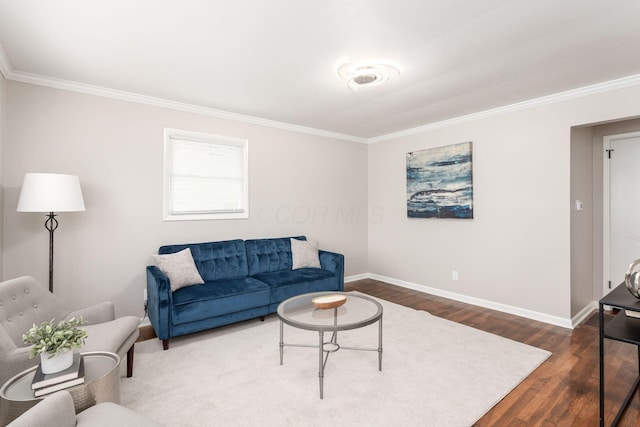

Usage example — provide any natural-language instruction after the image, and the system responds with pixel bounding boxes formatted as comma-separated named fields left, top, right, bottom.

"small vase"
left=40, top=350, right=74, bottom=374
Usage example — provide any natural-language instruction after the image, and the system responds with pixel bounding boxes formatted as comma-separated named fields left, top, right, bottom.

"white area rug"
left=121, top=293, right=550, bottom=426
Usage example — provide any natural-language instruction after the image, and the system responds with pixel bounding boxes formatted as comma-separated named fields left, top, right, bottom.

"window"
left=164, top=128, right=248, bottom=220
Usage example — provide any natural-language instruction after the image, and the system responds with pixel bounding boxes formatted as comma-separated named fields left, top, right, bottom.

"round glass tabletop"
left=277, top=291, right=382, bottom=332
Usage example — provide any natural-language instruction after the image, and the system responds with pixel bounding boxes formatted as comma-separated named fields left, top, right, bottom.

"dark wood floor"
left=345, top=278, right=639, bottom=426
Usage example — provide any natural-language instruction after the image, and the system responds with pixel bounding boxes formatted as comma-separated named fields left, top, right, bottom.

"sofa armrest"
left=319, top=250, right=345, bottom=291
left=146, top=266, right=172, bottom=340
left=67, top=302, right=115, bottom=324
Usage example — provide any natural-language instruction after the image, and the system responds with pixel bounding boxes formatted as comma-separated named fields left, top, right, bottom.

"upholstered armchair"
left=0, top=276, right=139, bottom=385
left=8, top=390, right=161, bottom=427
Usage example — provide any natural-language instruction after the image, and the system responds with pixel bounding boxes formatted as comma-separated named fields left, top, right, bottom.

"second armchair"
left=0, top=276, right=139, bottom=385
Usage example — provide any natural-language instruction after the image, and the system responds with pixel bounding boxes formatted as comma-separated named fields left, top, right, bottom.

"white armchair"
left=0, top=276, right=139, bottom=385
left=8, top=390, right=161, bottom=427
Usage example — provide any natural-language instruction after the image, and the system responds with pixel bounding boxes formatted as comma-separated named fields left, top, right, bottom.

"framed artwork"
left=406, top=142, right=473, bottom=219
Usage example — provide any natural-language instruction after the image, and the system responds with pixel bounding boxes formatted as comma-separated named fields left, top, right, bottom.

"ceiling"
left=1, top=0, right=640, bottom=142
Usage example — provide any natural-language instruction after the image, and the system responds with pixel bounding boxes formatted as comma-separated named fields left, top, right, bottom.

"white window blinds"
left=164, top=129, right=248, bottom=220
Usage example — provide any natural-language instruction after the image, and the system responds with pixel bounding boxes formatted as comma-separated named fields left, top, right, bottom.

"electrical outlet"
left=452, top=270, right=459, bottom=280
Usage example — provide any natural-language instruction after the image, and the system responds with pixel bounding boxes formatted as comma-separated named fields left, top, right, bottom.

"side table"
left=0, top=351, right=121, bottom=426
left=599, top=283, right=640, bottom=427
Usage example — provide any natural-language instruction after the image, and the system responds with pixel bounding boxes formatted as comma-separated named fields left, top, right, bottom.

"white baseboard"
left=345, top=273, right=369, bottom=283
left=571, top=301, right=598, bottom=328
left=355, top=273, right=575, bottom=329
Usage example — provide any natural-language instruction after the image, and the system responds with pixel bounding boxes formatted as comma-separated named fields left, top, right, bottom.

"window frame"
left=163, top=128, right=249, bottom=221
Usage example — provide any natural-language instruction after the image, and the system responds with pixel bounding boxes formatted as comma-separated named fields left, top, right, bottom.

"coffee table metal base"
left=279, top=315, right=383, bottom=399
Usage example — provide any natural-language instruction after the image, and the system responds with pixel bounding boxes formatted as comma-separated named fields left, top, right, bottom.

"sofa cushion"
left=290, top=238, right=321, bottom=269
left=245, top=237, right=305, bottom=276
left=253, top=269, right=339, bottom=304
left=159, top=240, right=248, bottom=282
left=152, top=248, right=204, bottom=291
left=171, top=277, right=270, bottom=325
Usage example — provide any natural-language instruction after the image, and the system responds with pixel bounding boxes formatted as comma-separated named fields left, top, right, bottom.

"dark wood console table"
left=599, top=283, right=640, bottom=426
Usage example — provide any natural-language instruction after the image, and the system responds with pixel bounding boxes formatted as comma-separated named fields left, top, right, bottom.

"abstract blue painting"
left=406, top=142, right=473, bottom=219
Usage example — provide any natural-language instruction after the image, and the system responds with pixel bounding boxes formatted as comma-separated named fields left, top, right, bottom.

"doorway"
left=603, top=131, right=640, bottom=296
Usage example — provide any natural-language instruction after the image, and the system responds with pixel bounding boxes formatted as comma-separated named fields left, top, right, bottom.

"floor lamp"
left=17, top=173, right=86, bottom=293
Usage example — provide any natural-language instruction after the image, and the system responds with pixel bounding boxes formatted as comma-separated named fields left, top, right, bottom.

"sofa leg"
left=260, top=316, right=265, bottom=321
left=162, top=339, right=169, bottom=350
left=127, top=344, right=135, bottom=377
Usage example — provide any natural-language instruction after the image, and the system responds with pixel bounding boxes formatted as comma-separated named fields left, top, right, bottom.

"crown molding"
left=3, top=67, right=368, bottom=144
left=368, top=73, right=640, bottom=144
left=2, top=42, right=639, bottom=145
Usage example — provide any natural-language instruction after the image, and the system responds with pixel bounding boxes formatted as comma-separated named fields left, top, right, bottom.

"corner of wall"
left=569, top=126, right=594, bottom=317
left=0, top=73, right=5, bottom=280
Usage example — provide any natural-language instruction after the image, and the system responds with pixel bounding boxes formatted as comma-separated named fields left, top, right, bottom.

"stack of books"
left=31, top=353, right=85, bottom=397
left=625, top=310, right=640, bottom=319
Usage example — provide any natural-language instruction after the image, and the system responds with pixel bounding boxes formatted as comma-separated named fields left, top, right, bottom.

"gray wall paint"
left=570, top=126, right=594, bottom=317
left=368, top=85, right=640, bottom=321
left=0, top=74, right=4, bottom=280
left=3, top=77, right=640, bottom=324
left=2, top=81, right=368, bottom=317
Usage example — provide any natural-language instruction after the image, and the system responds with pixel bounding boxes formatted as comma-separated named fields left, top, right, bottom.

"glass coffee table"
left=277, top=291, right=383, bottom=399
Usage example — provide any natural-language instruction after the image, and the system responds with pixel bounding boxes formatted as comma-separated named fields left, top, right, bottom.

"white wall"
left=570, top=126, right=594, bottom=317
left=368, top=85, right=640, bottom=323
left=0, top=73, right=4, bottom=280
left=2, top=81, right=368, bottom=317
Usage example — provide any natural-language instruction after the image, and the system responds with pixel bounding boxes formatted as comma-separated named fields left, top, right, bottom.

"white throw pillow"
left=153, top=248, right=205, bottom=291
left=291, top=238, right=321, bottom=269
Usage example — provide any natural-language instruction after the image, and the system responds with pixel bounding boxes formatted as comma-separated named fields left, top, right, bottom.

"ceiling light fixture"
left=338, top=62, right=400, bottom=90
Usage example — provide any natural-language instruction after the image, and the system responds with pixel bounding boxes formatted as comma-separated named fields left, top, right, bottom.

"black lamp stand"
left=44, top=212, right=58, bottom=293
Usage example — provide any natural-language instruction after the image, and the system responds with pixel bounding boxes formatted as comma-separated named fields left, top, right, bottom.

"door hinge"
left=606, top=149, right=614, bottom=159
left=609, top=280, right=612, bottom=289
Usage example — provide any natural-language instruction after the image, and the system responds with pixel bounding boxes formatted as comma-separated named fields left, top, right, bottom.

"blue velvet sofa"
left=146, top=236, right=344, bottom=349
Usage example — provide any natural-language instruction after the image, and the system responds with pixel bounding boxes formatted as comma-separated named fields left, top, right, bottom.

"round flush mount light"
left=337, top=62, right=400, bottom=90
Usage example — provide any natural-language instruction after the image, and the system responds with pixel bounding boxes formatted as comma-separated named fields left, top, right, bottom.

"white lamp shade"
left=17, top=173, right=86, bottom=212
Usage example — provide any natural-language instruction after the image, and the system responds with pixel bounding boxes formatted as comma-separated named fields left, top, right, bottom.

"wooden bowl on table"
left=312, top=294, right=347, bottom=309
